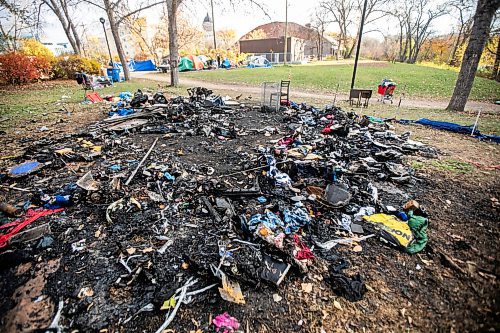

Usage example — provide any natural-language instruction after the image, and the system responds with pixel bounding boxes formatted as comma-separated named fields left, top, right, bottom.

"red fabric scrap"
left=278, top=137, right=294, bottom=146
left=292, top=235, right=315, bottom=260
left=321, top=126, right=332, bottom=135
left=0, top=208, right=63, bottom=248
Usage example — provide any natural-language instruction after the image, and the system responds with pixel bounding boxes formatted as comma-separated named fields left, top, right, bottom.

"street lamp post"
left=100, top=17, right=113, bottom=66
left=350, top=0, right=368, bottom=89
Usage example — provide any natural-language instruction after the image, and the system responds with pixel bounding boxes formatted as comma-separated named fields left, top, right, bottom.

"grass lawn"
left=0, top=79, right=183, bottom=126
left=181, top=61, right=500, bottom=101
left=0, top=79, right=498, bottom=136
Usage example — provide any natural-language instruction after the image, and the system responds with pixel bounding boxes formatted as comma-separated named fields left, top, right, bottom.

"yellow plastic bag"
left=363, top=213, right=413, bottom=248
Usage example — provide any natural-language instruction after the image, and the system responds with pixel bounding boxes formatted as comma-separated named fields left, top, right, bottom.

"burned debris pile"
left=0, top=88, right=437, bottom=332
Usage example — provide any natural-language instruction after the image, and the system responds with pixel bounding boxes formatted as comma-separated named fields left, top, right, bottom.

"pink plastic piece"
left=213, top=312, right=240, bottom=333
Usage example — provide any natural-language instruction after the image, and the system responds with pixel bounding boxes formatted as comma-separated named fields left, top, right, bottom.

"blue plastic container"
left=107, top=68, right=120, bottom=82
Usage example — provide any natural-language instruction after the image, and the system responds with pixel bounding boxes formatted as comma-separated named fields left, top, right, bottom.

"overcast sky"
left=41, top=0, right=455, bottom=43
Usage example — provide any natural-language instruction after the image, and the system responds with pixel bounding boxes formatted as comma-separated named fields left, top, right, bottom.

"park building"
left=239, top=22, right=338, bottom=63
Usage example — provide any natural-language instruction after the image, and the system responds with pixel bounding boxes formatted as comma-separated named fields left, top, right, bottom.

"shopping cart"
left=377, top=79, right=396, bottom=104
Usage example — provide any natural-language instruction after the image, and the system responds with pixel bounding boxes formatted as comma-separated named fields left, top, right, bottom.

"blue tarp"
left=402, top=118, right=500, bottom=143
left=112, top=59, right=156, bottom=73
left=130, top=59, right=156, bottom=71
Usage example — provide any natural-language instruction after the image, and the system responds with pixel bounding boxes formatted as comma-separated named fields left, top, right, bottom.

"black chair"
left=75, top=72, right=94, bottom=98
left=349, top=89, right=372, bottom=108
left=270, top=80, right=291, bottom=107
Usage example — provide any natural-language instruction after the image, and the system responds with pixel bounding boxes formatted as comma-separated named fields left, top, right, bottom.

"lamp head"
left=99, top=17, right=105, bottom=24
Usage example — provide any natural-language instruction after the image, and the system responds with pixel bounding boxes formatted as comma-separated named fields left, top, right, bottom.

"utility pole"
left=283, top=0, right=288, bottom=65
left=350, top=0, right=368, bottom=89
left=211, top=0, right=217, bottom=50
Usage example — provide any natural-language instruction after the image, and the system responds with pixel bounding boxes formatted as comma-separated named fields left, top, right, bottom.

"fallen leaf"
left=142, top=247, right=154, bottom=253
left=352, top=245, right=363, bottom=252
left=160, top=296, right=176, bottom=310
left=301, top=283, right=313, bottom=293
left=273, top=293, right=282, bottom=302
left=126, top=247, right=136, bottom=255
left=333, top=300, right=342, bottom=311
left=78, top=287, right=94, bottom=298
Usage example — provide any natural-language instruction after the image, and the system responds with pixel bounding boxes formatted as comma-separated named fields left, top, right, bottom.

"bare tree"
left=0, top=0, right=40, bottom=51
left=310, top=8, right=330, bottom=60
left=40, top=0, right=83, bottom=55
left=84, top=0, right=162, bottom=80
left=347, top=0, right=387, bottom=58
left=447, top=0, right=500, bottom=111
left=320, top=0, right=355, bottom=59
left=390, top=0, right=446, bottom=63
left=448, top=0, right=475, bottom=65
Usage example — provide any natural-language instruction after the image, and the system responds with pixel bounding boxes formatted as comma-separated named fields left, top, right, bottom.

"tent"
left=221, top=58, right=231, bottom=69
left=112, top=60, right=156, bottom=73
left=131, top=59, right=156, bottom=71
left=247, top=56, right=272, bottom=68
left=187, top=55, right=204, bottom=70
left=179, top=57, right=194, bottom=72
left=198, top=55, right=209, bottom=64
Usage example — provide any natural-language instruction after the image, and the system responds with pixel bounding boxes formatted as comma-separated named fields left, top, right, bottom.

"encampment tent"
left=179, top=57, right=194, bottom=72
left=221, top=58, right=231, bottom=69
left=187, top=55, right=204, bottom=70
left=131, top=59, right=156, bottom=71
left=247, top=56, right=272, bottom=68
left=112, top=59, right=157, bottom=73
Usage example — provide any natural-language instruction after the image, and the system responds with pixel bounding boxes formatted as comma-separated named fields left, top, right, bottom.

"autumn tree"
left=216, top=29, right=237, bottom=50
left=447, top=0, right=500, bottom=111
left=448, top=0, right=475, bottom=65
left=246, top=28, right=266, bottom=40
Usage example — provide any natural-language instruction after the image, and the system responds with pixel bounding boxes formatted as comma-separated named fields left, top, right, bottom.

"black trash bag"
left=328, top=271, right=367, bottom=302
left=130, top=89, right=148, bottom=107
left=153, top=92, right=168, bottom=104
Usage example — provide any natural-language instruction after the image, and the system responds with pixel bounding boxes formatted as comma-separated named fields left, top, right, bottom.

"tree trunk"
left=104, top=0, right=130, bottom=81
left=167, top=0, right=179, bottom=86
left=447, top=0, right=500, bottom=111
left=492, top=35, right=500, bottom=81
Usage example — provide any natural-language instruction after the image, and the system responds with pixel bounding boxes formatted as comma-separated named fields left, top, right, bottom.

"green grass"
left=0, top=79, right=183, bottom=126
left=431, top=159, right=474, bottom=173
left=181, top=62, right=500, bottom=101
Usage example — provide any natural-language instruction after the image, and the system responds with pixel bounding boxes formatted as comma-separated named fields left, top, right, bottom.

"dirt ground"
left=0, top=85, right=498, bottom=333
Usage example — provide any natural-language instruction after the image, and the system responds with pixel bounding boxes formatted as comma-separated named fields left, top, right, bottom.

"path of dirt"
left=131, top=71, right=500, bottom=113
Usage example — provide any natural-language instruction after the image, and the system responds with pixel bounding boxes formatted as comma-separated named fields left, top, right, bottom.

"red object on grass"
left=86, top=92, right=104, bottom=103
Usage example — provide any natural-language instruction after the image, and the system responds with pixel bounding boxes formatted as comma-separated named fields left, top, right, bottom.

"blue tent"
left=221, top=58, right=231, bottom=69
left=131, top=59, right=156, bottom=71
left=112, top=59, right=156, bottom=72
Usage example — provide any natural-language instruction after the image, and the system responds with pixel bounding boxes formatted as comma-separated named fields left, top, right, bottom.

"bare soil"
left=0, top=86, right=498, bottom=333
